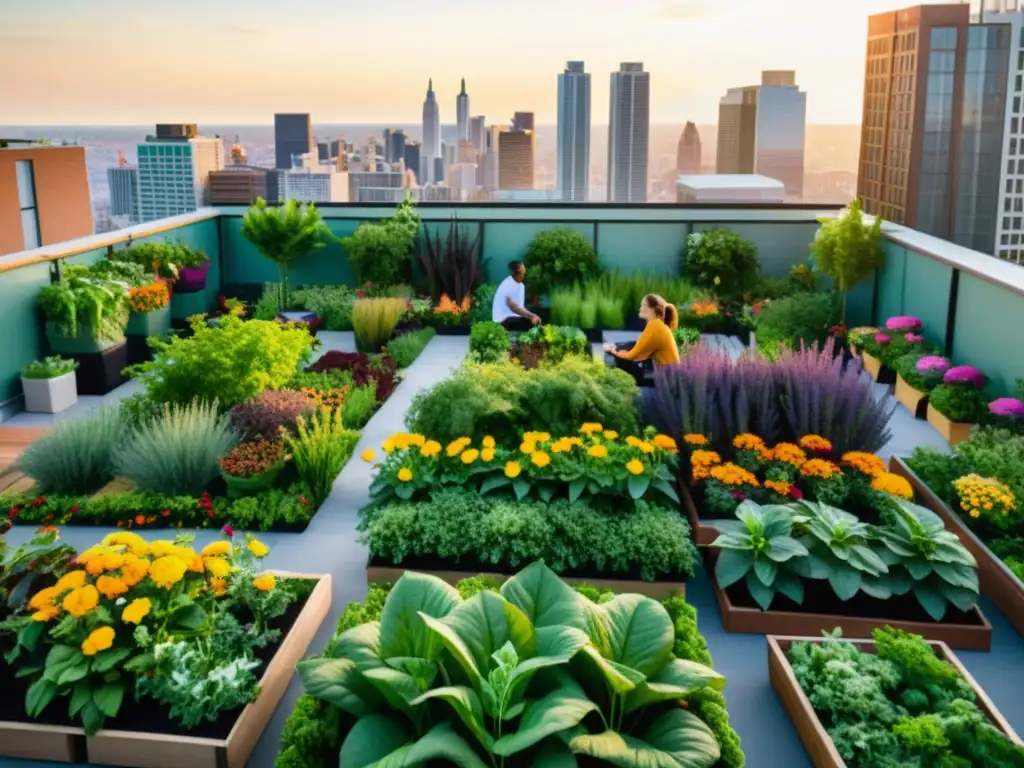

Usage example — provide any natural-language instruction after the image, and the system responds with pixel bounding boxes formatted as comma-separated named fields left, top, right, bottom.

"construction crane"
left=0, top=138, right=51, bottom=148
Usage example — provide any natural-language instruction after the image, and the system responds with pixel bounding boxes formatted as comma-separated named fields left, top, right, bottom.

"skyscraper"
left=470, top=116, right=486, bottom=154
left=404, top=142, right=422, bottom=184
left=108, top=152, right=139, bottom=223
left=607, top=63, right=650, bottom=202
left=483, top=125, right=507, bottom=191
left=557, top=61, right=591, bottom=202
left=716, top=71, right=806, bottom=200
left=457, top=78, right=470, bottom=143
left=499, top=113, right=535, bottom=190
left=274, top=113, right=314, bottom=170
left=858, top=4, right=1010, bottom=255
left=137, top=125, right=224, bottom=222
left=387, top=129, right=407, bottom=166
left=422, top=79, right=441, bottom=182
left=677, top=122, right=702, bottom=175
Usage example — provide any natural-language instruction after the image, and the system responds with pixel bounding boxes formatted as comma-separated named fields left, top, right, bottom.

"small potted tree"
left=810, top=198, right=884, bottom=326
left=21, top=356, right=79, bottom=413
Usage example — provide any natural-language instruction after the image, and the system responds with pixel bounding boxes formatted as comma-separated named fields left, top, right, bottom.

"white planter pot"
left=22, top=371, right=78, bottom=413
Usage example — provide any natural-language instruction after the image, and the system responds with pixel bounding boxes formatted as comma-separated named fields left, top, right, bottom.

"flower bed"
left=768, top=629, right=1023, bottom=768
left=0, top=531, right=331, bottom=767
left=279, top=562, right=745, bottom=768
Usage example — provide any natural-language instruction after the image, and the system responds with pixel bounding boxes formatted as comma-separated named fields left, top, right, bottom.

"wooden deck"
left=0, top=427, right=47, bottom=493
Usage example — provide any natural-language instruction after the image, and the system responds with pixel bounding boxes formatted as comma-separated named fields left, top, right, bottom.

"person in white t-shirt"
left=491, top=261, right=540, bottom=330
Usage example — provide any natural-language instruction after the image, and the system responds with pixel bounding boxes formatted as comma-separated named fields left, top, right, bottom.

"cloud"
left=216, top=23, right=263, bottom=36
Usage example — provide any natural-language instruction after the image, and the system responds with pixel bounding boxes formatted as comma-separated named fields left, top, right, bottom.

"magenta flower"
left=989, top=398, right=1024, bottom=418
left=943, top=365, right=984, bottom=388
left=917, top=355, right=950, bottom=373
left=222, top=524, right=235, bottom=537
left=874, top=333, right=890, bottom=345
left=904, top=333, right=924, bottom=344
left=731, top=490, right=746, bottom=501
left=789, top=486, right=804, bottom=500
left=886, top=316, right=923, bottom=332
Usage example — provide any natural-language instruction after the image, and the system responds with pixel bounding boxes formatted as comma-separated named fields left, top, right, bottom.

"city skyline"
left=1, top=0, right=961, bottom=126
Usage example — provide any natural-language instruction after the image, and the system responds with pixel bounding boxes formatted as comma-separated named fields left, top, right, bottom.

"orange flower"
left=842, top=451, right=886, bottom=478
left=799, top=435, right=833, bottom=452
left=683, top=434, right=707, bottom=446
left=764, top=479, right=792, bottom=496
left=127, top=281, right=170, bottom=313
left=871, top=472, right=913, bottom=500
left=653, top=434, right=678, bottom=452
left=709, top=462, right=759, bottom=487
left=733, top=434, right=764, bottom=451
left=800, top=459, right=841, bottom=479
left=772, top=443, right=808, bottom=468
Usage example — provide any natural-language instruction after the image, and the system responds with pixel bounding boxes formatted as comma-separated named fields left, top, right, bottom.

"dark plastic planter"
left=434, top=324, right=471, bottom=336
left=175, top=262, right=209, bottom=294
left=69, top=343, right=129, bottom=395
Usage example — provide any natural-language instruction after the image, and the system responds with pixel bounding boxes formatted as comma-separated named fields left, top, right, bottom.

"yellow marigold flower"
left=96, top=575, right=128, bottom=600
left=799, top=435, right=833, bottom=452
left=81, top=626, right=115, bottom=656
left=692, top=465, right=711, bottom=481
left=756, top=445, right=774, bottom=462
left=520, top=440, right=536, bottom=454
left=733, top=433, right=765, bottom=450
left=62, top=585, right=99, bottom=618
left=167, top=546, right=197, bottom=564
left=523, top=431, right=550, bottom=444
left=407, top=434, right=426, bottom=447
left=447, top=439, right=468, bottom=458
left=32, top=605, right=60, bottom=622
left=482, top=436, right=496, bottom=449
left=86, top=556, right=109, bottom=576
left=421, top=440, right=442, bottom=457
left=101, top=532, right=149, bottom=556
left=566, top=437, right=583, bottom=447
left=531, top=451, right=551, bottom=468
left=361, top=448, right=377, bottom=462
left=764, top=479, right=793, bottom=496
left=683, top=434, right=707, bottom=446
left=29, top=586, right=63, bottom=610
left=637, top=441, right=655, bottom=455
left=626, top=459, right=645, bottom=476
left=588, top=444, right=609, bottom=459
left=871, top=471, right=913, bottom=500
left=772, top=443, right=807, bottom=467
left=581, top=423, right=603, bottom=435
left=76, top=546, right=108, bottom=565
left=653, top=434, right=678, bottom=451
left=382, top=437, right=396, bottom=453
left=120, top=555, right=150, bottom=588
left=253, top=574, right=276, bottom=591
left=149, top=541, right=176, bottom=557
left=188, top=556, right=206, bottom=574
left=55, top=570, right=87, bottom=591
left=205, top=556, right=230, bottom=578
left=690, top=450, right=722, bottom=467
left=551, top=438, right=572, bottom=453
left=460, top=449, right=480, bottom=465
left=800, top=459, right=840, bottom=479
left=481, top=447, right=496, bottom=462
left=842, top=451, right=886, bottom=478
left=248, top=539, right=270, bottom=558
left=710, top=462, right=759, bottom=487
left=397, top=467, right=413, bottom=482
left=210, top=577, right=228, bottom=596
left=625, top=436, right=644, bottom=449
left=505, top=461, right=522, bottom=478
left=201, top=540, right=232, bottom=558
left=603, top=430, right=619, bottom=441
left=149, top=556, right=188, bottom=589
left=122, top=598, right=151, bottom=625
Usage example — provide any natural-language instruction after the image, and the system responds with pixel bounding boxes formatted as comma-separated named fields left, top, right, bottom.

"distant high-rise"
left=422, top=79, right=441, bottom=181
left=676, top=122, right=702, bottom=175
left=716, top=71, right=806, bottom=200
left=209, top=167, right=269, bottom=205
left=469, top=116, right=486, bottom=155
left=404, top=142, right=422, bottom=184
left=607, top=63, right=650, bottom=202
left=137, top=125, right=224, bottom=222
left=557, top=61, right=591, bottom=202
left=499, top=113, right=535, bottom=190
left=484, top=125, right=507, bottom=191
left=387, top=129, right=406, bottom=165
left=274, top=114, right=314, bottom=170
left=457, top=78, right=470, bottom=143
left=108, top=152, right=139, bottom=223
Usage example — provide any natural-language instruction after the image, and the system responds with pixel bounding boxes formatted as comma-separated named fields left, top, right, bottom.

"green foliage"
left=673, top=327, right=701, bottom=352
left=513, top=324, right=589, bottom=365
left=683, top=229, right=760, bottom=299
left=406, top=358, right=640, bottom=445
left=16, top=406, right=122, bottom=494
left=352, top=298, right=407, bottom=353
left=342, top=199, right=420, bottom=285
left=415, top=215, right=486, bottom=303
left=110, top=241, right=206, bottom=279
left=22, top=356, right=77, bottom=379
left=275, top=694, right=341, bottom=768
left=288, top=369, right=353, bottom=392
left=253, top=284, right=282, bottom=321
left=341, top=385, right=378, bottom=430
left=86, top=258, right=149, bottom=287
left=114, top=400, right=238, bottom=495
left=929, top=382, right=991, bottom=425
left=810, top=199, right=884, bottom=322
left=522, top=228, right=599, bottom=294
left=470, top=284, right=497, bottom=324
left=755, top=293, right=838, bottom=358
left=241, top=198, right=334, bottom=309
left=0, top=529, right=75, bottom=622
left=288, top=285, right=358, bottom=330
left=127, top=315, right=315, bottom=409
left=39, top=272, right=130, bottom=343
left=587, top=270, right=698, bottom=313
left=551, top=282, right=627, bottom=330
left=284, top=407, right=360, bottom=506
left=468, top=321, right=511, bottom=363
left=384, top=327, right=435, bottom=368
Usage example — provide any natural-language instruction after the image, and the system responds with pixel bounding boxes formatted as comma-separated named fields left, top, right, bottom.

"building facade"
left=422, top=79, right=441, bottom=182
left=499, top=114, right=535, bottom=190
left=209, top=167, right=269, bottom=205
left=607, top=63, right=650, bottom=202
left=457, top=79, right=470, bottom=143
left=470, top=116, right=487, bottom=155
left=107, top=163, right=139, bottom=222
left=677, top=122, right=702, bottom=175
left=137, top=131, right=224, bottom=223
left=274, top=113, right=314, bottom=170
left=557, top=61, right=591, bottom=202
left=278, top=168, right=348, bottom=203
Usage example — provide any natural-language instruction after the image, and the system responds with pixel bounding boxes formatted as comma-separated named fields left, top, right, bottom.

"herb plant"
left=22, top=356, right=78, bottom=379
left=342, top=199, right=420, bottom=285
left=468, top=321, right=511, bottom=363
left=284, top=407, right=360, bottom=506
left=39, top=273, right=130, bottom=343
left=384, top=327, right=436, bottom=368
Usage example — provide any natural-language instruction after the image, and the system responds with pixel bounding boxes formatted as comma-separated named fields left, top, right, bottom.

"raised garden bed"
left=861, top=351, right=895, bottom=385
left=710, top=552, right=992, bottom=650
left=891, top=456, right=1024, bottom=637
left=894, top=374, right=928, bottom=419
left=0, top=572, right=332, bottom=768
left=680, top=479, right=720, bottom=547
left=767, top=634, right=1022, bottom=768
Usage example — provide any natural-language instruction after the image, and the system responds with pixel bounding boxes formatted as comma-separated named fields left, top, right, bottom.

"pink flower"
left=789, top=486, right=804, bottom=500
left=751, top=303, right=762, bottom=316
left=874, top=333, right=890, bottom=345
left=989, top=398, right=1024, bottom=418
left=904, top=333, right=923, bottom=344
left=943, top=366, right=984, bottom=388
left=731, top=490, right=746, bottom=501
left=917, top=356, right=950, bottom=373
left=222, top=524, right=235, bottom=537
left=886, top=316, right=922, bottom=332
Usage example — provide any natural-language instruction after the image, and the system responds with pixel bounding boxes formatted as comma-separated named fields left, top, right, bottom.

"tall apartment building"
left=557, top=61, right=591, bottom=202
left=457, top=79, right=470, bottom=143
left=470, top=116, right=487, bottom=155
left=348, top=171, right=404, bottom=202
left=209, top=167, right=269, bottom=205
left=716, top=71, right=806, bottom=200
left=278, top=167, right=348, bottom=203
left=0, top=144, right=93, bottom=254
left=499, top=113, right=535, bottom=190
left=608, top=63, right=650, bottom=202
left=422, top=79, right=441, bottom=182
left=404, top=142, right=422, bottom=184
left=107, top=155, right=139, bottom=223
left=677, top=122, right=702, bottom=175
left=274, top=113, right=314, bottom=170
left=136, top=126, right=224, bottom=223
left=484, top=125, right=507, bottom=191
left=858, top=4, right=1010, bottom=255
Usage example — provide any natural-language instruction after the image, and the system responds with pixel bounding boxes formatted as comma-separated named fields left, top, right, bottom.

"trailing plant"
left=229, top=389, right=315, bottom=440
left=523, top=228, right=598, bottom=294
left=415, top=215, right=485, bottom=303
left=384, top=327, right=435, bottom=368
left=114, top=400, right=238, bottom=495
left=682, top=229, right=760, bottom=299
left=39, top=273, right=129, bottom=342
left=810, top=198, right=884, bottom=323
left=16, top=406, right=122, bottom=494
left=468, top=321, right=510, bottom=363
left=22, top=356, right=77, bottom=379
left=352, top=297, right=408, bottom=353
left=284, top=407, right=360, bottom=506
left=342, top=199, right=420, bottom=285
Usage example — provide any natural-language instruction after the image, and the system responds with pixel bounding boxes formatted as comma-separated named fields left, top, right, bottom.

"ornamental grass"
left=351, top=297, right=407, bottom=353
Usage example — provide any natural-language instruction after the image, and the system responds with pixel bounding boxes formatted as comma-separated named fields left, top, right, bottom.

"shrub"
left=468, top=321, right=510, bottom=363
left=127, top=316, right=315, bottom=409
left=284, top=407, right=360, bottom=505
left=229, top=389, right=315, bottom=439
left=414, top=215, right=485, bottom=303
left=340, top=384, right=378, bottom=429
left=755, top=292, right=838, bottom=358
left=218, top=438, right=286, bottom=478
left=930, top=383, right=990, bottom=424
left=289, top=369, right=353, bottom=392
left=309, top=351, right=398, bottom=402
left=22, top=356, right=77, bottom=379
left=674, top=326, right=701, bottom=352
left=811, top=198, right=884, bottom=322
left=512, top=324, right=589, bottom=365
left=682, top=228, right=760, bottom=298
left=352, top=297, right=407, bottom=353
left=87, top=258, right=148, bottom=287
left=383, top=327, right=435, bottom=368
left=470, top=283, right=496, bottom=324
left=522, top=228, right=598, bottom=294
left=110, top=241, right=205, bottom=280
left=289, top=285, right=355, bottom=330
left=114, top=400, right=238, bottom=495
left=39, top=273, right=129, bottom=342
left=16, top=406, right=122, bottom=494
left=341, top=199, right=420, bottom=285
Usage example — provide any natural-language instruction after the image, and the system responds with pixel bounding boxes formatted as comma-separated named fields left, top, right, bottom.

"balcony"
left=1, top=203, right=1023, bottom=768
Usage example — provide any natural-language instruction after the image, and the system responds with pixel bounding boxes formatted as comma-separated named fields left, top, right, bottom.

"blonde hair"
left=643, top=294, right=678, bottom=329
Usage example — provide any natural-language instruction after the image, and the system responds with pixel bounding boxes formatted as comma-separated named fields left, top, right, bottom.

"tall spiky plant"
left=415, top=215, right=485, bottom=303
left=241, top=197, right=334, bottom=309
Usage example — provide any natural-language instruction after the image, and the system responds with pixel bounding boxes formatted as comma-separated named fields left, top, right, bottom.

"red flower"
left=751, top=303, right=762, bottom=316
left=9, top=507, right=19, bottom=519
left=161, top=510, right=171, bottom=518
left=135, top=514, right=146, bottom=525
left=789, top=486, right=804, bottom=500
left=299, top=496, right=310, bottom=506
left=43, top=514, right=53, bottom=523
left=69, top=505, right=80, bottom=514
left=222, top=524, right=235, bottom=537
left=355, top=289, right=365, bottom=299
left=207, top=509, right=215, bottom=519
left=33, top=496, right=46, bottom=507
left=731, top=490, right=745, bottom=501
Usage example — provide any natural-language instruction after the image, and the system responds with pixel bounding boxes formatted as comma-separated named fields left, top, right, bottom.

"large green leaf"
left=763, top=536, right=808, bottom=563
left=93, top=683, right=124, bottom=719
left=628, top=474, right=651, bottom=500
left=913, top=584, right=947, bottom=622
left=493, top=675, right=597, bottom=756
left=714, top=549, right=752, bottom=589
left=366, top=722, right=491, bottom=768
left=379, top=572, right=462, bottom=661
left=753, top=556, right=778, bottom=587
left=623, top=658, right=726, bottom=715
left=568, top=708, right=720, bottom=767
left=25, top=677, right=57, bottom=718
left=501, top=561, right=589, bottom=630
left=332, top=621, right=383, bottom=665
left=505, top=626, right=590, bottom=705
left=362, top=666, right=428, bottom=710
left=828, top=564, right=861, bottom=601
left=339, top=714, right=415, bottom=767
left=410, top=685, right=492, bottom=751
left=745, top=572, right=775, bottom=610
left=937, top=581, right=979, bottom=612
left=296, top=657, right=383, bottom=716
left=578, top=647, right=646, bottom=694
left=589, top=594, right=673, bottom=677
left=933, top=563, right=979, bottom=592
left=533, top=740, right=580, bottom=767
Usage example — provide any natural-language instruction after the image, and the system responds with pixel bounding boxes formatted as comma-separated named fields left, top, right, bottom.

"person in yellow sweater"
left=604, top=295, right=681, bottom=383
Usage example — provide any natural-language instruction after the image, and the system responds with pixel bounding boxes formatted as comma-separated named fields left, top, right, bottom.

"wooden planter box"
left=367, top=561, right=686, bottom=600
left=891, top=456, right=1024, bottom=638
left=894, top=374, right=928, bottom=419
left=711, top=558, right=992, bottom=650
left=680, top=481, right=720, bottom=548
left=0, top=573, right=331, bottom=768
left=861, top=351, right=895, bottom=384
left=768, top=635, right=1022, bottom=768
left=926, top=402, right=973, bottom=446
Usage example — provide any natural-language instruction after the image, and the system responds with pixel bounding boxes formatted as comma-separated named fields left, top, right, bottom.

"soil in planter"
left=0, top=584, right=314, bottom=739
left=726, top=579, right=984, bottom=626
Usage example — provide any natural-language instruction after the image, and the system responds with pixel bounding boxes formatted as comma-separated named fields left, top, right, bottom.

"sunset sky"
left=1, top=0, right=952, bottom=126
